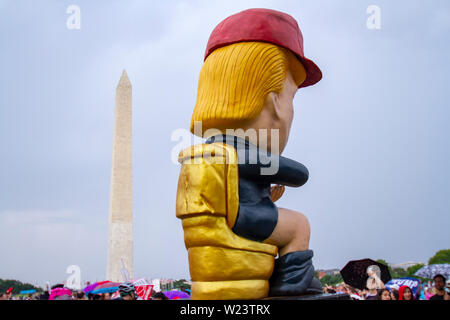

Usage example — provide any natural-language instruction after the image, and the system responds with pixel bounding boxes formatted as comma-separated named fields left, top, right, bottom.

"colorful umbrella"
left=91, top=287, right=119, bottom=295
left=83, top=281, right=110, bottom=293
left=340, top=258, right=391, bottom=290
left=163, top=290, right=190, bottom=300
left=95, top=282, right=121, bottom=290
left=19, top=289, right=36, bottom=295
left=88, top=281, right=122, bottom=295
left=414, top=264, right=450, bottom=280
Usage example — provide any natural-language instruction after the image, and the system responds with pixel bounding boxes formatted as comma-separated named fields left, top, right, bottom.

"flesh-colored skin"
left=237, top=70, right=298, bottom=154
left=381, top=290, right=391, bottom=300
left=266, top=208, right=311, bottom=257
left=403, top=288, right=413, bottom=300
left=235, top=71, right=311, bottom=257
left=122, top=294, right=135, bottom=300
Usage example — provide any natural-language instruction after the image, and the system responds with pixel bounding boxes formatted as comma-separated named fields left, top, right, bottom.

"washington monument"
left=106, top=70, right=133, bottom=282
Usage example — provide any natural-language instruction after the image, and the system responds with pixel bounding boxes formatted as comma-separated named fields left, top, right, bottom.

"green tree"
left=428, top=249, right=450, bottom=265
left=376, top=259, right=389, bottom=266
left=0, top=279, right=42, bottom=294
left=391, top=268, right=408, bottom=279
left=406, top=264, right=424, bottom=277
left=376, top=259, right=422, bottom=279
left=376, top=259, right=411, bottom=279
left=376, top=259, right=394, bottom=275
left=319, top=274, right=343, bottom=287
left=173, top=279, right=191, bottom=291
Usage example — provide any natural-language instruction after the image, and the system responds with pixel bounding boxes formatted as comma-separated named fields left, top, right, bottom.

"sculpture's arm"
left=239, top=155, right=309, bottom=187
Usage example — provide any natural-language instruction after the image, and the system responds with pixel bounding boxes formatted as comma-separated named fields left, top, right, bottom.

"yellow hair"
left=190, top=42, right=306, bottom=135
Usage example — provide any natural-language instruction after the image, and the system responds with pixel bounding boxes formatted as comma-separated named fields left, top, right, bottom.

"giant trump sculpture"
left=176, top=8, right=323, bottom=299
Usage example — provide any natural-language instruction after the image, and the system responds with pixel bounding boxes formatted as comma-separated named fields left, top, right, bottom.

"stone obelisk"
left=106, top=70, right=133, bottom=282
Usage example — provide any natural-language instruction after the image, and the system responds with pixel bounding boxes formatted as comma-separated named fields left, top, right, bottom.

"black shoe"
left=304, top=277, right=323, bottom=295
left=269, top=250, right=322, bottom=297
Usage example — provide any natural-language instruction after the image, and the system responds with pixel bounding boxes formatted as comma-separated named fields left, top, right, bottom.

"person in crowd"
left=152, top=292, right=169, bottom=300
left=430, top=274, right=449, bottom=300
left=72, top=291, right=85, bottom=300
left=364, top=285, right=379, bottom=300
left=365, top=265, right=385, bottom=300
left=323, top=284, right=336, bottom=294
left=5, top=287, right=13, bottom=300
left=39, top=290, right=49, bottom=300
left=424, top=287, right=434, bottom=300
left=391, top=288, right=399, bottom=300
left=415, top=283, right=425, bottom=300
left=346, top=286, right=362, bottom=300
left=417, top=285, right=426, bottom=300
left=359, top=289, right=367, bottom=300
left=38, top=283, right=50, bottom=300
left=98, top=292, right=112, bottom=300
left=117, top=282, right=138, bottom=300
left=335, top=283, right=349, bottom=295
left=398, top=285, right=414, bottom=300
left=344, top=284, right=357, bottom=295
left=377, top=288, right=392, bottom=300
left=54, top=294, right=72, bottom=300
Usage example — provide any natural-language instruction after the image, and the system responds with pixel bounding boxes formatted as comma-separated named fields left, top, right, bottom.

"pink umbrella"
left=49, top=288, right=72, bottom=300
left=163, top=290, right=190, bottom=300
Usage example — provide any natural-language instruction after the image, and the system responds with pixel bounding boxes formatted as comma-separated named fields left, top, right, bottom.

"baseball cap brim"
left=298, top=56, right=322, bottom=88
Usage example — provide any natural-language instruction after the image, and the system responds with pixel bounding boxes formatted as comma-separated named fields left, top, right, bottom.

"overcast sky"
left=1, top=0, right=449, bottom=287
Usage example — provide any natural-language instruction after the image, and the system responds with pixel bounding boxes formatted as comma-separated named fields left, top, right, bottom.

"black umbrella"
left=50, top=283, right=64, bottom=290
left=340, top=258, right=391, bottom=290
left=51, top=284, right=64, bottom=289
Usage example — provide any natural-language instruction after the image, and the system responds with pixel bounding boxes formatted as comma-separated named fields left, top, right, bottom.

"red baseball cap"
left=205, top=8, right=322, bottom=88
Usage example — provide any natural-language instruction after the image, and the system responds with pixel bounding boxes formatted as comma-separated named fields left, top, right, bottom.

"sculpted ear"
left=267, top=91, right=282, bottom=119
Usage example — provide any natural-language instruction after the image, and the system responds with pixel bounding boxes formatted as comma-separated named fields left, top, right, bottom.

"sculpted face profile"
left=176, top=8, right=323, bottom=299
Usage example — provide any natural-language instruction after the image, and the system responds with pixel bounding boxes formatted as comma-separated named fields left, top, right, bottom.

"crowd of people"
left=1, top=274, right=448, bottom=301
left=322, top=274, right=449, bottom=300
left=0, top=282, right=173, bottom=301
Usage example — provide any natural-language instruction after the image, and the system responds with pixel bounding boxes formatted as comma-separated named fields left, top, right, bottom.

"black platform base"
left=264, top=293, right=351, bottom=300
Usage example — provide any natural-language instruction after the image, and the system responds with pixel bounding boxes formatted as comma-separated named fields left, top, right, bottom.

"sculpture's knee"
left=292, top=211, right=310, bottom=251
left=271, top=208, right=311, bottom=256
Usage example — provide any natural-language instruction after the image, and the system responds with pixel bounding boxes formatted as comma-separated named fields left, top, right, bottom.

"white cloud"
left=0, top=210, right=106, bottom=286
